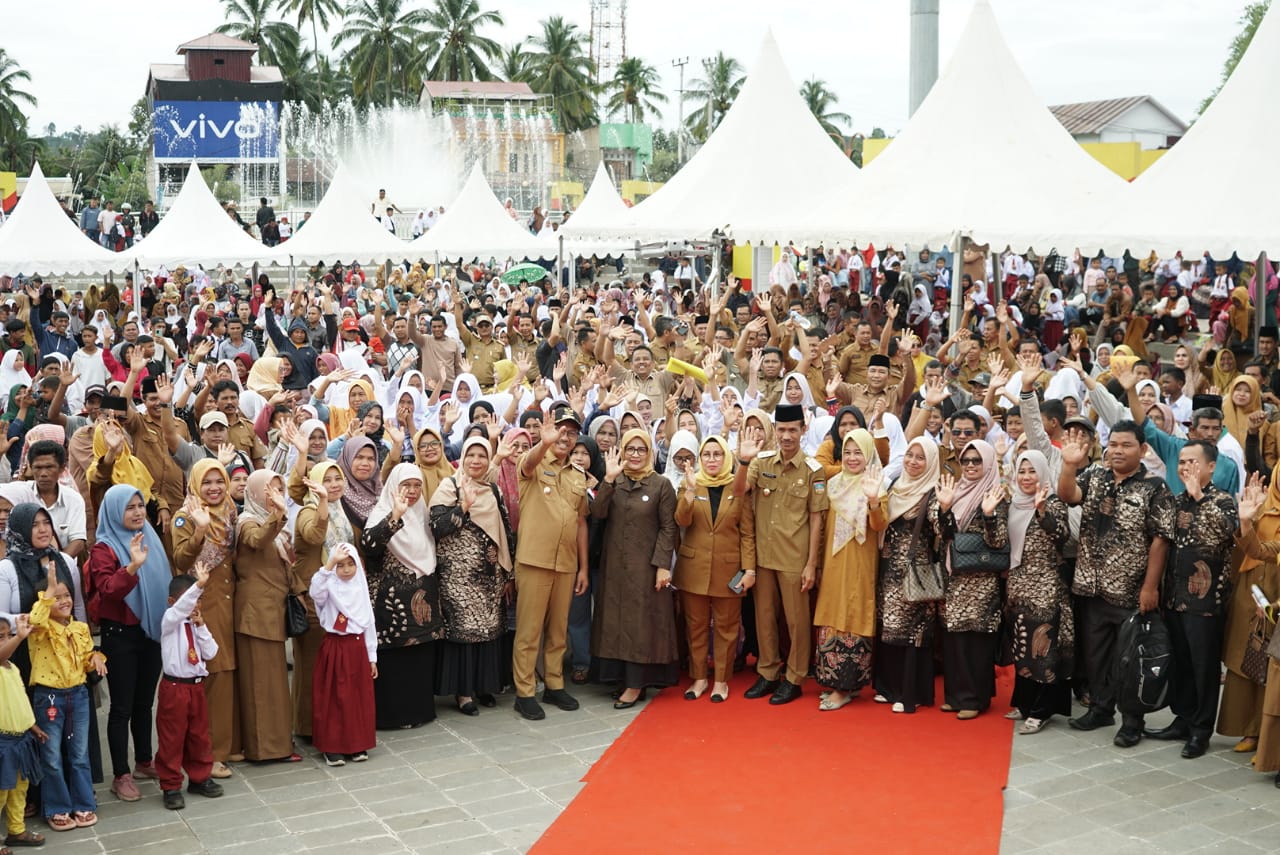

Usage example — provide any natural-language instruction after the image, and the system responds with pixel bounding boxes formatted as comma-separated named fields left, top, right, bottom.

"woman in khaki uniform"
left=172, top=458, right=240, bottom=777
left=673, top=435, right=754, bottom=703
left=234, top=471, right=301, bottom=762
left=291, top=460, right=351, bottom=739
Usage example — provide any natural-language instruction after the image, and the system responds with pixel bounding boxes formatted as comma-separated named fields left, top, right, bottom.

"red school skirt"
left=312, top=632, right=376, bottom=755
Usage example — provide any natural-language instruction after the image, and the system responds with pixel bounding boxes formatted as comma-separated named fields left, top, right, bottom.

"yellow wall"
left=620, top=179, right=662, bottom=203
left=552, top=181, right=585, bottom=208
left=860, top=137, right=1168, bottom=180
left=0, top=172, right=15, bottom=212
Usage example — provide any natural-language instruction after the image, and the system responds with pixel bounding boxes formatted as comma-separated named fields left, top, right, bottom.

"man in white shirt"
left=71, top=324, right=110, bottom=391
left=12, top=440, right=87, bottom=559
left=98, top=202, right=119, bottom=249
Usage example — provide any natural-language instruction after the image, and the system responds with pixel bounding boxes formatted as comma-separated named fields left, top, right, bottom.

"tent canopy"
left=126, top=162, right=268, bottom=269
left=413, top=164, right=553, bottom=262
left=0, top=162, right=126, bottom=275
left=269, top=164, right=408, bottom=265
left=584, top=31, right=861, bottom=246
left=558, top=162, right=635, bottom=257
left=803, top=0, right=1128, bottom=253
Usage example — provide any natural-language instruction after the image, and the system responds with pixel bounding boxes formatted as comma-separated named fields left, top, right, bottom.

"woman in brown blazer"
left=673, top=435, right=755, bottom=702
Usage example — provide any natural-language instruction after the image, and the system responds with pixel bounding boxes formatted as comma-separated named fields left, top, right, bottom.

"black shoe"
left=542, top=688, right=580, bottom=711
left=187, top=778, right=224, bottom=798
left=1181, top=736, right=1208, bottom=758
left=324, top=752, right=346, bottom=766
left=744, top=677, right=779, bottom=699
left=1274, top=772, right=1280, bottom=789
left=457, top=701, right=479, bottom=717
left=514, top=696, right=545, bottom=721
left=163, top=789, right=185, bottom=810
left=768, top=680, right=802, bottom=705
left=1144, top=722, right=1190, bottom=741
left=1067, top=709, right=1115, bottom=731
left=1113, top=727, right=1143, bottom=748
left=612, top=689, right=647, bottom=710
left=477, top=694, right=497, bottom=708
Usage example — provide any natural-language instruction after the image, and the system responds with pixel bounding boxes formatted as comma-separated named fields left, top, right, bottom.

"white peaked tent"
left=126, top=162, right=268, bottom=268
left=558, top=162, right=635, bottom=257
left=414, top=164, right=552, bottom=261
left=269, top=165, right=407, bottom=265
left=0, top=162, right=125, bottom=275
left=803, top=0, right=1127, bottom=252
left=587, top=31, right=861, bottom=245
left=1082, top=2, right=1280, bottom=256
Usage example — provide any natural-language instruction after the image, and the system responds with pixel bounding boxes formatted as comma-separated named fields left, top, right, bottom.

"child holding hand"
left=0, top=615, right=46, bottom=848
left=28, top=561, right=106, bottom=832
left=310, top=543, right=377, bottom=767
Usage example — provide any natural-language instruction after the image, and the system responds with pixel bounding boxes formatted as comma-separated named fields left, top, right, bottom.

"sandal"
left=4, top=831, right=43, bottom=846
left=570, top=668, right=589, bottom=685
left=1019, top=717, right=1047, bottom=735
left=72, top=811, right=97, bottom=828
left=818, top=693, right=852, bottom=712
left=1004, top=709, right=1024, bottom=720
left=46, top=815, right=75, bottom=833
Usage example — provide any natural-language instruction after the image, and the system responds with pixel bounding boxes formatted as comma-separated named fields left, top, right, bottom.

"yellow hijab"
left=413, top=426, right=456, bottom=502
left=1244, top=459, right=1280, bottom=572
left=828, top=429, right=883, bottom=554
left=1222, top=374, right=1261, bottom=446
left=694, top=435, right=735, bottom=488
left=742, top=407, right=776, bottom=451
left=329, top=378, right=375, bottom=436
left=185, top=458, right=234, bottom=553
left=1210, top=349, right=1240, bottom=393
left=619, top=428, right=655, bottom=481
left=88, top=423, right=154, bottom=501
left=246, top=356, right=283, bottom=395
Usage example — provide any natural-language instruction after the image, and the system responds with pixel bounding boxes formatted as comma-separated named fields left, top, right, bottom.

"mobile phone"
left=728, top=570, right=747, bottom=595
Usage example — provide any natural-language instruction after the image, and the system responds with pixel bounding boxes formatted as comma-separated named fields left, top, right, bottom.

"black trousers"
left=1165, top=610, right=1225, bottom=738
left=874, top=640, right=935, bottom=712
left=1079, top=596, right=1145, bottom=728
left=942, top=630, right=997, bottom=711
left=100, top=621, right=162, bottom=778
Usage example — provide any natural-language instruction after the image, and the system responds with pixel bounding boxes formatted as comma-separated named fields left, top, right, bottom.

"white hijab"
left=365, top=462, right=436, bottom=578
left=315, top=542, right=375, bottom=633
left=662, top=429, right=699, bottom=489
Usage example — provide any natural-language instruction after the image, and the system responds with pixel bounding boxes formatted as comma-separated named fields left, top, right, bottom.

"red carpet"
left=532, top=668, right=1014, bottom=855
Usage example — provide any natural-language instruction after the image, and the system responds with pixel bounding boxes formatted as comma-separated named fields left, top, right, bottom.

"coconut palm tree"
left=685, top=52, right=743, bottom=142
left=419, top=0, right=504, bottom=82
left=0, top=49, right=37, bottom=148
left=216, top=0, right=300, bottom=67
left=0, top=131, right=42, bottom=175
left=606, top=57, right=667, bottom=124
left=500, top=43, right=531, bottom=83
left=334, top=0, right=430, bottom=107
left=524, top=16, right=598, bottom=133
left=281, top=0, right=344, bottom=66
left=800, top=77, right=851, bottom=144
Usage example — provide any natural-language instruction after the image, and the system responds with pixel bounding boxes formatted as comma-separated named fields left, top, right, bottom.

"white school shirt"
left=310, top=571, right=378, bottom=663
left=161, top=583, right=218, bottom=679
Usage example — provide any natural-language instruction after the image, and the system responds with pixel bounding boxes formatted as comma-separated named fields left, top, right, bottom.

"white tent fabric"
left=268, top=164, right=408, bottom=265
left=581, top=31, right=861, bottom=245
left=801, top=0, right=1128, bottom=253
left=0, top=162, right=125, bottom=275
left=413, top=164, right=553, bottom=261
left=1077, top=2, right=1280, bottom=257
left=558, top=162, right=636, bottom=257
left=125, top=162, right=269, bottom=268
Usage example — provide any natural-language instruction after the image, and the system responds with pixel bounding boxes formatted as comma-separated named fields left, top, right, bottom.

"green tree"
left=0, top=131, right=43, bottom=174
left=606, top=57, right=667, bottom=124
left=500, top=43, right=531, bottom=83
left=419, top=0, right=504, bottom=82
left=524, top=16, right=598, bottom=133
left=0, top=49, right=37, bottom=154
left=685, top=52, right=744, bottom=142
left=334, top=0, right=430, bottom=108
left=281, top=0, right=344, bottom=63
left=1199, top=0, right=1270, bottom=115
left=216, top=0, right=301, bottom=67
left=799, top=77, right=850, bottom=144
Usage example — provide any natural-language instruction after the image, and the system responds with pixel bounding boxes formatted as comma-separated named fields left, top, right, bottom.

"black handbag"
left=902, top=491, right=945, bottom=603
left=285, top=592, right=309, bottom=638
left=948, top=530, right=1010, bottom=574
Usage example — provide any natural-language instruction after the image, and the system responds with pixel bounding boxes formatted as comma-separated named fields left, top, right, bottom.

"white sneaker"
left=891, top=702, right=905, bottom=713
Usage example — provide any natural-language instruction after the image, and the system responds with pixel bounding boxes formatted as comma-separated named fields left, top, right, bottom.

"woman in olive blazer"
left=673, top=436, right=755, bottom=703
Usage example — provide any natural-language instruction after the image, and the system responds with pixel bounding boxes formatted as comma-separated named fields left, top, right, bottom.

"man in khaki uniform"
left=457, top=313, right=506, bottom=391
left=513, top=404, right=590, bottom=721
left=738, top=403, right=828, bottom=704
left=837, top=321, right=878, bottom=386
left=211, top=380, right=268, bottom=468
left=507, top=313, right=541, bottom=381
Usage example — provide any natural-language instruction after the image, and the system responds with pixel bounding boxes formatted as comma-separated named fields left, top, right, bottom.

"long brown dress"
left=591, top=474, right=680, bottom=689
left=235, top=516, right=297, bottom=761
left=814, top=496, right=887, bottom=693
left=1219, top=529, right=1280, bottom=738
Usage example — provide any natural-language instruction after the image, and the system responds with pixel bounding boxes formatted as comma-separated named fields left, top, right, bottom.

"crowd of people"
left=0, top=239, right=1277, bottom=837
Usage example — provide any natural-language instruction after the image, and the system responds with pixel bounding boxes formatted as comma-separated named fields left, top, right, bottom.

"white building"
left=1049, top=95, right=1188, bottom=150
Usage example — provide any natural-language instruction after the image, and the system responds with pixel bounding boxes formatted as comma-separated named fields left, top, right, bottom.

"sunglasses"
left=952, top=428, right=978, bottom=437
left=959, top=457, right=984, bottom=466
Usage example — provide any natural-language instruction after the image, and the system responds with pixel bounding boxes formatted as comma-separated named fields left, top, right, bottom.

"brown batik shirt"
left=1072, top=463, right=1176, bottom=608
left=1164, top=484, right=1239, bottom=617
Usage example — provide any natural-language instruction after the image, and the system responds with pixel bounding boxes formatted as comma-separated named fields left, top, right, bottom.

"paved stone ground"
left=1000, top=700, right=1280, bottom=855
left=30, top=686, right=1280, bottom=853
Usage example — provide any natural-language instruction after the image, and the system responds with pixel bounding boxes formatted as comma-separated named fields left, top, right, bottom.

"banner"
left=0, top=172, right=15, bottom=213
left=151, top=101, right=279, bottom=161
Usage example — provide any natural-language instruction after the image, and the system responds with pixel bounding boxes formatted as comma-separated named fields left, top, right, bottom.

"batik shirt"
left=1072, top=463, right=1176, bottom=608
left=1164, top=484, right=1239, bottom=617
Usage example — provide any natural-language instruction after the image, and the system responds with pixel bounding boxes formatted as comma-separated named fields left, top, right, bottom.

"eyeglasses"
left=959, top=457, right=984, bottom=467
left=623, top=446, right=648, bottom=456
left=952, top=428, right=978, bottom=437
left=418, top=440, right=442, bottom=450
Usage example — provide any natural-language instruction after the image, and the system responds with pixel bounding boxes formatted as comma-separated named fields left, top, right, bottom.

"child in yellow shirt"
left=0, top=615, right=46, bottom=847
left=27, top=562, right=107, bottom=833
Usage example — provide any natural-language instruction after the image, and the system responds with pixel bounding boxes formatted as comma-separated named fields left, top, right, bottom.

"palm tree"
left=419, top=0, right=504, bottom=82
left=606, top=57, right=666, bottom=124
left=500, top=43, right=531, bottom=83
left=216, top=0, right=301, bottom=67
left=281, top=0, right=344, bottom=67
left=0, top=49, right=37, bottom=148
left=334, top=0, right=430, bottom=107
left=524, top=16, right=598, bottom=133
left=686, top=52, right=743, bottom=142
left=800, top=77, right=851, bottom=144
left=0, top=131, right=42, bottom=174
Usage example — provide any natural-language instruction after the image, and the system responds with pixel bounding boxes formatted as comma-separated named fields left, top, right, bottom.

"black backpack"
left=1114, top=610, right=1172, bottom=716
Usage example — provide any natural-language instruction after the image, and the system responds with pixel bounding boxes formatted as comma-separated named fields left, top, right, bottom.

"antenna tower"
left=588, top=0, right=627, bottom=90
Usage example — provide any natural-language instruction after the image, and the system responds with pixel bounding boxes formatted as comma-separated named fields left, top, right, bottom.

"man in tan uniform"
left=738, top=403, right=828, bottom=704
left=513, top=404, right=590, bottom=721
left=456, top=313, right=506, bottom=391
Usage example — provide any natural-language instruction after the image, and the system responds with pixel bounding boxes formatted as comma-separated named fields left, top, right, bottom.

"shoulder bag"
left=902, top=491, right=945, bottom=603
left=949, top=528, right=1010, bottom=575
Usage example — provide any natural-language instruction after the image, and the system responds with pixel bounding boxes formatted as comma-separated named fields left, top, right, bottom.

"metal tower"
left=588, top=0, right=627, bottom=89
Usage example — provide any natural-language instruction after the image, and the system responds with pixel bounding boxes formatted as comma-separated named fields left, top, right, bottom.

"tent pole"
left=950, top=234, right=966, bottom=336
left=806, top=246, right=815, bottom=295
left=133, top=259, right=141, bottom=323
left=384, top=259, right=392, bottom=292
left=288, top=255, right=295, bottom=292
left=1257, top=251, right=1268, bottom=345
left=557, top=235, right=565, bottom=295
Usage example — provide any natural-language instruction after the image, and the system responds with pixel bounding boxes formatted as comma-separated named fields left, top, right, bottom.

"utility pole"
left=672, top=56, right=689, bottom=164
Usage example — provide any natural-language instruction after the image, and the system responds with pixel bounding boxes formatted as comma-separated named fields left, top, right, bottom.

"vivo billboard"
left=152, top=101, right=280, bottom=161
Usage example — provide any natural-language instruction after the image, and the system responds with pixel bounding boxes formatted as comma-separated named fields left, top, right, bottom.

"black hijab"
left=572, top=434, right=605, bottom=485
left=828, top=406, right=867, bottom=449
left=6, top=503, right=75, bottom=612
